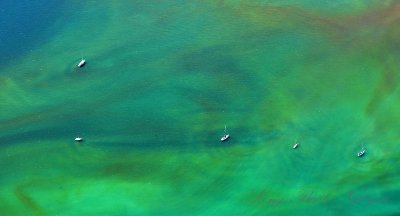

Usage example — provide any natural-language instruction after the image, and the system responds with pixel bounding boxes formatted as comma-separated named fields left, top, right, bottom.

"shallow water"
left=1, top=0, right=400, bottom=215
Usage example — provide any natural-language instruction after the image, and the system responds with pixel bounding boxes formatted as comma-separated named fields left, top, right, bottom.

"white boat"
left=220, top=125, right=230, bottom=142
left=75, top=137, right=83, bottom=142
left=293, top=141, right=299, bottom=149
left=357, top=147, right=365, bottom=157
left=77, top=59, right=86, bottom=68
left=221, top=134, right=229, bottom=142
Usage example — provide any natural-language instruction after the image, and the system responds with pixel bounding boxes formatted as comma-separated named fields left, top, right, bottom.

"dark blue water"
left=0, top=0, right=65, bottom=68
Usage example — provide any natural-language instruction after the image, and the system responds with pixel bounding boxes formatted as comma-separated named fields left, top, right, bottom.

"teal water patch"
left=1, top=0, right=400, bottom=215
left=0, top=0, right=66, bottom=69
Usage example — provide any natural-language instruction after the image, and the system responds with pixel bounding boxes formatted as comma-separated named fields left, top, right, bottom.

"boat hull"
left=77, top=60, right=86, bottom=68
left=221, top=135, right=229, bottom=142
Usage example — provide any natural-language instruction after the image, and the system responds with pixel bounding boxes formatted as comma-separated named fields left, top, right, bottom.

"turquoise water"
left=1, top=0, right=400, bottom=215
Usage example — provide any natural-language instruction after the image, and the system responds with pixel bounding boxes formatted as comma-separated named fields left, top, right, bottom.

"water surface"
left=1, top=0, right=400, bottom=215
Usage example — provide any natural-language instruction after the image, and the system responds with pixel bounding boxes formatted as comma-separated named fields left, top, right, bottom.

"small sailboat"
left=75, top=137, right=83, bottom=142
left=77, top=59, right=86, bottom=68
left=220, top=125, right=230, bottom=142
left=357, top=146, right=366, bottom=157
left=293, top=140, right=299, bottom=149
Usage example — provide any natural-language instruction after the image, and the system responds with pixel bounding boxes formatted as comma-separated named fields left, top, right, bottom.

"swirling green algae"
left=1, top=0, right=400, bottom=215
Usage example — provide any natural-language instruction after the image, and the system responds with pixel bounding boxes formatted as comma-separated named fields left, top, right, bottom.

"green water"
left=1, top=0, right=400, bottom=215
